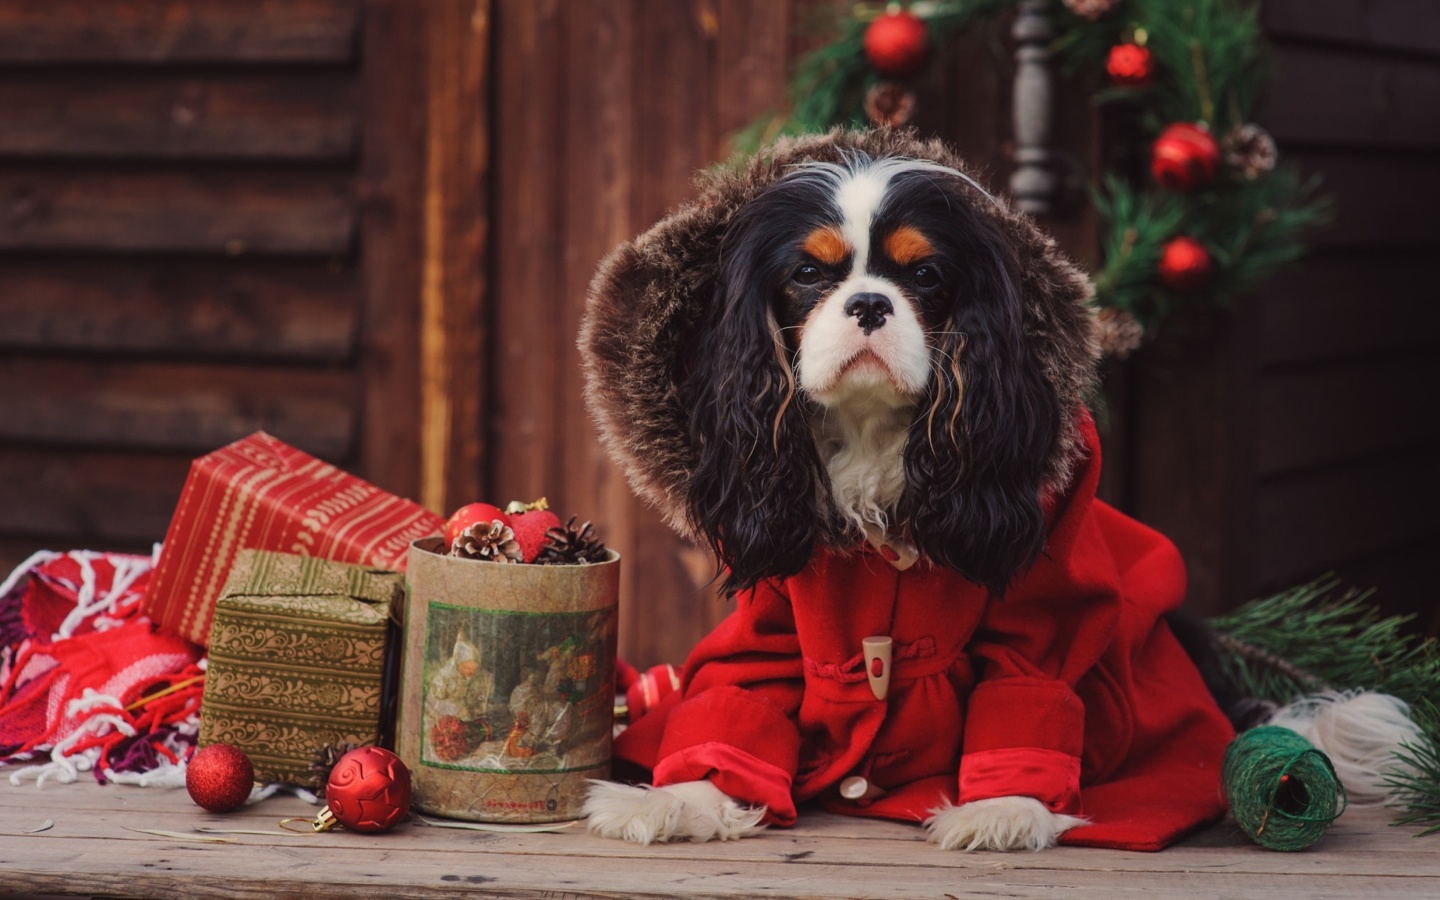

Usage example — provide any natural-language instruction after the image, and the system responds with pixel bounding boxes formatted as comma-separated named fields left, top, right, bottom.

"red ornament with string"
left=863, top=10, right=930, bottom=79
left=1158, top=236, right=1214, bottom=292
left=1151, top=123, right=1221, bottom=192
left=317, top=746, right=413, bottom=833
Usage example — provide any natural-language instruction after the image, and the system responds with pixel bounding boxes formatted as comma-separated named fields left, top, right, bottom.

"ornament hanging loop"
left=278, top=807, right=338, bottom=834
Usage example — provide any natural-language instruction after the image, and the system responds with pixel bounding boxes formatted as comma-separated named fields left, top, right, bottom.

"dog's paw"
left=582, top=779, right=766, bottom=845
left=924, top=796, right=1086, bottom=852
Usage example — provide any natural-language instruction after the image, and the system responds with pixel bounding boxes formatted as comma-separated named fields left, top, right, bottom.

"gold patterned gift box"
left=199, top=550, right=404, bottom=787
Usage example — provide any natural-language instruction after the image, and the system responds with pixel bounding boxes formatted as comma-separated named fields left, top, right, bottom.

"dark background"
left=1, top=0, right=1435, bottom=666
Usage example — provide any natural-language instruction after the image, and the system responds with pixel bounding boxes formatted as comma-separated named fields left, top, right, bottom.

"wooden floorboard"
left=0, top=776, right=1435, bottom=898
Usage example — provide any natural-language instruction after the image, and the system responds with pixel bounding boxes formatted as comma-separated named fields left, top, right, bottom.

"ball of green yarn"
left=1222, top=725, right=1347, bottom=851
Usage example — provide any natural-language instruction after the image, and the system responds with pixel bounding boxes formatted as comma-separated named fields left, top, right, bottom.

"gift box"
left=198, top=550, right=404, bottom=787
left=145, top=432, right=444, bottom=646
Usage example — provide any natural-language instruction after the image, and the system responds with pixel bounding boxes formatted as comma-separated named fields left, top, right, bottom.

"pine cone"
left=451, top=520, right=523, bottom=563
left=1223, top=123, right=1278, bottom=180
left=1097, top=307, right=1144, bottom=360
left=310, top=741, right=358, bottom=793
left=537, top=516, right=608, bottom=565
left=864, top=81, right=917, bottom=128
left=1062, top=0, right=1121, bottom=21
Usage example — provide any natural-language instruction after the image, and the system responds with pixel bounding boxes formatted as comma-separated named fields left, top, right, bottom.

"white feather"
left=1267, top=690, right=1427, bottom=804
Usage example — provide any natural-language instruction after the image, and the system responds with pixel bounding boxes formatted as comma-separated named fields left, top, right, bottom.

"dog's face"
left=685, top=154, right=1060, bottom=596
left=773, top=160, right=968, bottom=410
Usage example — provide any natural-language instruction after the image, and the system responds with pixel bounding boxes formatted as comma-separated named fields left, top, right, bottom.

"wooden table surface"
left=1, top=776, right=1437, bottom=899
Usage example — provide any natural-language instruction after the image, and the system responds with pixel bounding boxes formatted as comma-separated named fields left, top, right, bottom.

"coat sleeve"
left=957, top=415, right=1125, bottom=816
left=649, top=576, right=807, bottom=825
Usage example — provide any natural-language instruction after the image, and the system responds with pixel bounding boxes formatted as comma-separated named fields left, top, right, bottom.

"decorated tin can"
left=397, top=537, right=619, bottom=822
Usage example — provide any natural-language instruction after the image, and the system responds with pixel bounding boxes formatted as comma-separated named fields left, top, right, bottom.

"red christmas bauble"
left=324, top=746, right=412, bottom=833
left=1106, top=43, right=1154, bottom=86
left=863, top=11, right=929, bottom=79
left=444, top=502, right=509, bottom=547
left=1151, top=122, right=1221, bottom=192
left=186, top=743, right=254, bottom=813
left=509, top=507, right=562, bottom=563
left=1158, top=236, right=1214, bottom=292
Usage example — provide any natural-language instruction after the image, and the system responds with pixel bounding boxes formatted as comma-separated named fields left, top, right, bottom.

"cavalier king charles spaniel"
left=578, top=131, right=1232, bottom=853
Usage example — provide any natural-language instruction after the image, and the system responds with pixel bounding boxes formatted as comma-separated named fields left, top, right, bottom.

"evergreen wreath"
left=739, top=0, right=1330, bottom=357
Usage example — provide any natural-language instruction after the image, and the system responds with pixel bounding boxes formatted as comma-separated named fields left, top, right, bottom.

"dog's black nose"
left=844, top=293, right=893, bottom=334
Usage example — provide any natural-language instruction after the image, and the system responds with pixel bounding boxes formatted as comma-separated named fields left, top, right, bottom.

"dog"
left=578, top=130, right=1234, bottom=852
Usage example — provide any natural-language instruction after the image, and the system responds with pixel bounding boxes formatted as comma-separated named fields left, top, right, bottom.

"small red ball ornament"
left=863, top=10, right=929, bottom=79
left=1158, top=236, right=1214, bottom=292
left=186, top=743, right=254, bottom=813
left=444, top=502, right=509, bottom=547
left=1106, top=43, right=1154, bottom=86
left=320, top=746, right=412, bottom=833
left=1151, top=122, right=1221, bottom=192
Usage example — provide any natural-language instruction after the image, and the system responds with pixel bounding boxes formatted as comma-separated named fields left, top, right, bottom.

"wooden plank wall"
left=0, top=0, right=488, bottom=578
left=1127, top=0, right=1440, bottom=630
left=1260, top=0, right=1440, bottom=630
left=0, top=0, right=366, bottom=572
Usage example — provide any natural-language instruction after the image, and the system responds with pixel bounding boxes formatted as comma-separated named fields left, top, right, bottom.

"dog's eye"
left=793, top=265, right=822, bottom=286
left=912, top=266, right=940, bottom=288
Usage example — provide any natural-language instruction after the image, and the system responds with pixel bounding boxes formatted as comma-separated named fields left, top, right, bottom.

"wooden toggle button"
left=862, top=635, right=893, bottom=701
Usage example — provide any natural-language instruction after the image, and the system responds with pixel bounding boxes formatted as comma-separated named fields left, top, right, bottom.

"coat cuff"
left=958, top=747, right=1082, bottom=814
left=960, top=678, right=1085, bottom=814
left=652, top=686, right=801, bottom=825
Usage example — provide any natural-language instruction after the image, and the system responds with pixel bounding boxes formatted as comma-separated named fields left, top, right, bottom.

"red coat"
left=615, top=418, right=1234, bottom=851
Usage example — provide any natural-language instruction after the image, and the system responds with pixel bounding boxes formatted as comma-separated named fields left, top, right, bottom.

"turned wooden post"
left=1010, top=0, right=1057, bottom=214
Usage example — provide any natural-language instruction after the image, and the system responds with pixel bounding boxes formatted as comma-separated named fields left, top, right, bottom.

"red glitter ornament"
left=321, top=746, right=412, bottom=833
left=1151, top=122, right=1221, bottom=192
left=506, top=499, right=562, bottom=563
left=444, top=502, right=509, bottom=547
left=1106, top=43, right=1154, bottom=86
left=186, top=743, right=254, bottom=813
left=863, top=10, right=929, bottom=79
left=1158, top=236, right=1214, bottom=292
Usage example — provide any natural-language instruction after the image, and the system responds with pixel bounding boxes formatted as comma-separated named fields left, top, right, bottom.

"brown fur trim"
left=579, top=129, right=1100, bottom=539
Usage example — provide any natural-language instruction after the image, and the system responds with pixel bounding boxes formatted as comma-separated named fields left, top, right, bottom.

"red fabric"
left=959, top=748, right=1081, bottom=814
left=615, top=413, right=1234, bottom=851
left=626, top=663, right=684, bottom=720
left=655, top=743, right=798, bottom=827
left=0, top=552, right=201, bottom=761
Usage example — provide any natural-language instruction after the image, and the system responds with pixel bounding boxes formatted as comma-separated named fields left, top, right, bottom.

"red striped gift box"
left=145, top=432, right=443, bottom=646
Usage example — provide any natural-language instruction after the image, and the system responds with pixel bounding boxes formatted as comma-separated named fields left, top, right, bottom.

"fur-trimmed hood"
left=580, top=129, right=1099, bottom=546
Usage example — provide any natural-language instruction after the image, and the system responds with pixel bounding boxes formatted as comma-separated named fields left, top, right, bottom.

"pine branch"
left=1209, top=577, right=1440, bottom=710
left=1090, top=175, right=1184, bottom=330
left=1386, top=698, right=1440, bottom=836
left=730, top=0, right=1015, bottom=155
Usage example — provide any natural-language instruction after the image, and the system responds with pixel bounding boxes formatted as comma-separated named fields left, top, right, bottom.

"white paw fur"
left=582, top=780, right=766, bottom=845
left=925, top=796, right=1086, bottom=852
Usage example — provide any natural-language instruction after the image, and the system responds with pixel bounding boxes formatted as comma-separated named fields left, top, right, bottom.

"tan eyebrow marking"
left=802, top=226, right=850, bottom=266
left=883, top=225, right=934, bottom=266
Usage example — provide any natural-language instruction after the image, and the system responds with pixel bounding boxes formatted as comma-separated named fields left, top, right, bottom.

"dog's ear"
left=901, top=209, right=1059, bottom=597
left=681, top=223, right=823, bottom=596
